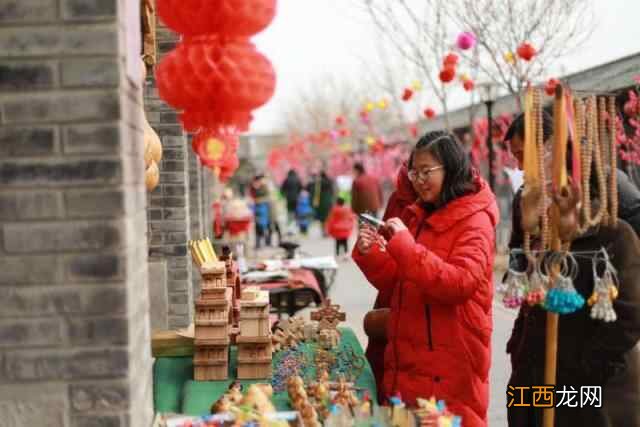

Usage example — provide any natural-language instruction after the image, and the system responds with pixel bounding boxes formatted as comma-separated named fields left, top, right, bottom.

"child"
left=325, top=197, right=355, bottom=259
left=296, top=190, right=313, bottom=235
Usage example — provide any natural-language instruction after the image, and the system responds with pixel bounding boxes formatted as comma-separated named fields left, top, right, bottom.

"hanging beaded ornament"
left=525, top=257, right=548, bottom=306
left=544, top=252, right=585, bottom=314
left=499, top=267, right=528, bottom=309
left=588, top=248, right=619, bottom=322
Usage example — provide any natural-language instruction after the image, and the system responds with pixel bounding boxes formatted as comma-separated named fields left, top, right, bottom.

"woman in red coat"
left=354, top=131, right=498, bottom=427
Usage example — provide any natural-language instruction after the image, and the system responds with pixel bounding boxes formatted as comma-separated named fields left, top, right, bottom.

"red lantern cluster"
left=545, top=78, right=560, bottom=96
left=155, top=0, right=277, bottom=181
left=517, top=42, right=536, bottom=62
left=439, top=53, right=458, bottom=84
left=463, top=79, right=475, bottom=92
left=401, top=88, right=414, bottom=101
left=424, top=108, right=436, bottom=119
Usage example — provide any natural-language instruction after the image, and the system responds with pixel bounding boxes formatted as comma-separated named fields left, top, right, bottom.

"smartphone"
left=358, top=213, right=385, bottom=229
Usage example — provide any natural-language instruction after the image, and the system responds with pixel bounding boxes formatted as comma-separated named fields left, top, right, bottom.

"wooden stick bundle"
left=188, top=238, right=218, bottom=267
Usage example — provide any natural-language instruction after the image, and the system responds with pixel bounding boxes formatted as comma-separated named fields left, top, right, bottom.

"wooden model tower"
left=220, top=246, right=241, bottom=326
left=236, top=287, right=272, bottom=379
left=193, top=259, right=232, bottom=380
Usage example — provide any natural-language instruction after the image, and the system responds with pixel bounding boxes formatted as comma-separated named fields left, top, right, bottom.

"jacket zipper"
left=425, top=305, right=434, bottom=351
left=391, top=218, right=426, bottom=397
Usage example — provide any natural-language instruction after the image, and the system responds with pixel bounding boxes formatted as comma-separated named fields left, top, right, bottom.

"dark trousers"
left=255, top=223, right=271, bottom=249
left=335, top=238, right=348, bottom=256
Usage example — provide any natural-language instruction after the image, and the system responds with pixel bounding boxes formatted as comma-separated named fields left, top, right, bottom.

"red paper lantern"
left=157, top=0, right=276, bottom=38
left=443, top=53, right=459, bottom=68
left=424, top=108, right=436, bottom=119
left=545, top=78, right=560, bottom=96
left=463, top=79, right=475, bottom=92
left=401, top=88, right=414, bottom=101
left=439, top=67, right=456, bottom=84
left=516, top=42, right=536, bottom=61
left=156, top=38, right=276, bottom=132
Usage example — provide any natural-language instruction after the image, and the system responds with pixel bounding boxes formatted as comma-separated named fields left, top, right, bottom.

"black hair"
left=353, top=162, right=365, bottom=174
left=409, top=131, right=475, bottom=206
left=336, top=197, right=345, bottom=206
left=504, top=110, right=554, bottom=143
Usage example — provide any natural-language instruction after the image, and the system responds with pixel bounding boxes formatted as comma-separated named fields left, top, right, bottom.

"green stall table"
left=153, top=327, right=377, bottom=416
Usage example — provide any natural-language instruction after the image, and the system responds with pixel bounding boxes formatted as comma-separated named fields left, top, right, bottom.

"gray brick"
left=162, top=185, right=186, bottom=197
left=0, top=0, right=56, bottom=23
left=162, top=197, right=187, bottom=208
left=166, top=232, right=187, bottom=244
left=65, top=189, right=124, bottom=218
left=0, top=286, right=126, bottom=317
left=0, top=25, right=118, bottom=57
left=0, top=61, right=56, bottom=90
left=148, top=232, right=162, bottom=245
left=62, top=0, right=117, bottom=20
left=70, top=381, right=129, bottom=412
left=168, top=294, right=188, bottom=305
left=3, top=348, right=128, bottom=381
left=155, top=126, right=182, bottom=137
left=149, top=220, right=185, bottom=232
left=62, top=58, right=119, bottom=87
left=0, top=384, right=67, bottom=427
left=0, top=255, right=61, bottom=285
left=159, top=172, right=186, bottom=184
left=166, top=279, right=189, bottom=293
left=160, top=111, right=179, bottom=122
left=162, top=208, right=186, bottom=220
left=148, top=245, right=187, bottom=257
left=0, top=318, right=64, bottom=347
left=3, top=220, right=124, bottom=253
left=67, top=316, right=128, bottom=345
left=168, top=303, right=188, bottom=316
left=168, top=269, right=188, bottom=281
left=63, top=122, right=120, bottom=154
left=71, top=415, right=123, bottom=427
left=64, top=253, right=124, bottom=281
left=166, top=257, right=187, bottom=268
left=161, top=149, right=184, bottom=160
left=147, top=209, right=161, bottom=220
left=168, top=315, right=189, bottom=329
left=2, top=91, right=119, bottom=124
left=0, top=125, right=58, bottom=156
left=0, top=158, right=121, bottom=186
left=160, top=136, right=184, bottom=147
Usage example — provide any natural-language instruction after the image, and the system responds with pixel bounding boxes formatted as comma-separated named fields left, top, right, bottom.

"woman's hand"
left=357, top=224, right=379, bottom=254
left=385, top=217, right=408, bottom=236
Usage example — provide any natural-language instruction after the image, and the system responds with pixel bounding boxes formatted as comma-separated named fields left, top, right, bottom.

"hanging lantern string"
left=570, top=89, right=620, bottom=97
left=509, top=248, right=613, bottom=262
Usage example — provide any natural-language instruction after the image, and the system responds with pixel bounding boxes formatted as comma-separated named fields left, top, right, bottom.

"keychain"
left=588, top=248, right=619, bottom=322
left=525, top=256, right=548, bottom=306
left=499, top=265, right=528, bottom=309
left=544, top=252, right=585, bottom=314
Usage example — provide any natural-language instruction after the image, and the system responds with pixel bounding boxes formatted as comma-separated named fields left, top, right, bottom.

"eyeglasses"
left=408, top=165, right=444, bottom=182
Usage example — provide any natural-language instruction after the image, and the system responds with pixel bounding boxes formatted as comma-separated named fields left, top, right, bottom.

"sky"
left=249, top=0, right=640, bottom=135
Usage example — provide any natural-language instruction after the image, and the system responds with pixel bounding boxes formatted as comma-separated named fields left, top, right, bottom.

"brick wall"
left=0, top=0, right=152, bottom=426
left=144, top=23, right=194, bottom=328
left=188, top=140, right=205, bottom=295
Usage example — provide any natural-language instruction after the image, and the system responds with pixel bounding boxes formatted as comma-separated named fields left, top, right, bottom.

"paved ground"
left=256, top=223, right=516, bottom=425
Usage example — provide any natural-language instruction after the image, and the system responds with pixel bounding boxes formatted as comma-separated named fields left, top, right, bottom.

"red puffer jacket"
left=354, top=175, right=498, bottom=427
left=325, top=205, right=355, bottom=240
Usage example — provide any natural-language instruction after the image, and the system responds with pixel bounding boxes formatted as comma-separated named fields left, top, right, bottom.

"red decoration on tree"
left=443, top=53, right=459, bottom=68
left=156, top=38, right=276, bottom=132
left=335, top=116, right=345, bottom=126
left=424, top=108, right=436, bottom=119
left=439, top=67, right=456, bottom=83
left=339, top=128, right=351, bottom=138
left=401, top=88, right=414, bottom=101
left=156, top=0, right=276, bottom=38
left=516, top=42, right=536, bottom=61
left=545, top=78, right=560, bottom=96
left=463, top=79, right=475, bottom=92
left=409, top=123, right=418, bottom=138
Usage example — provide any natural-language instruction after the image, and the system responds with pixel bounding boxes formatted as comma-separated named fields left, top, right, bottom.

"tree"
left=357, top=0, right=596, bottom=114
